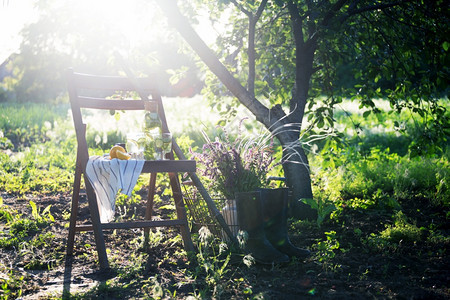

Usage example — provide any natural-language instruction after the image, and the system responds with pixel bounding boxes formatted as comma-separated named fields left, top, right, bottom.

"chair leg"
left=144, top=173, right=157, bottom=243
left=84, top=177, right=110, bottom=270
left=169, top=172, right=195, bottom=252
left=67, top=164, right=82, bottom=256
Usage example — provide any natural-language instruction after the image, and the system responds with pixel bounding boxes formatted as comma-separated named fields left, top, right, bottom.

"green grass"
left=0, top=98, right=449, bottom=298
left=311, top=143, right=449, bottom=209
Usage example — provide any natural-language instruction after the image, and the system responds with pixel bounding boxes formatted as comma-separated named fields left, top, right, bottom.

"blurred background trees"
left=0, top=0, right=202, bottom=103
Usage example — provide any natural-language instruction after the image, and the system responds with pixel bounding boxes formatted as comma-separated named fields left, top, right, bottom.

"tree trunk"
left=280, top=136, right=317, bottom=220
left=157, top=1, right=317, bottom=220
left=268, top=105, right=317, bottom=220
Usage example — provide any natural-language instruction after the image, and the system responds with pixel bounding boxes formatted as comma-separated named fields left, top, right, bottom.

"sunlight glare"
left=0, top=0, right=38, bottom=62
left=77, top=0, right=159, bottom=49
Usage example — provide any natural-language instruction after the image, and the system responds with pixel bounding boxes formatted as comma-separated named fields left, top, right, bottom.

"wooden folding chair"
left=65, top=69, right=195, bottom=269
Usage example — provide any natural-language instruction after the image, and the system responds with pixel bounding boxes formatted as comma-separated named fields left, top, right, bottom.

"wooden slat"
left=142, top=160, right=196, bottom=173
left=75, top=219, right=187, bottom=232
left=71, top=72, right=157, bottom=91
left=77, top=97, right=148, bottom=110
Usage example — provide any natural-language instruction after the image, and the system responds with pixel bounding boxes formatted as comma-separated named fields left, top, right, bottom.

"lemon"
left=116, top=150, right=131, bottom=160
left=110, top=145, right=128, bottom=159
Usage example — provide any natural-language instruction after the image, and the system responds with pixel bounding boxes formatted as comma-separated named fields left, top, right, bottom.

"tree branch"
left=287, top=2, right=304, bottom=46
left=255, top=0, right=267, bottom=20
left=156, top=0, right=272, bottom=127
left=229, top=0, right=251, bottom=17
left=322, top=0, right=349, bottom=26
left=347, top=1, right=402, bottom=16
left=248, top=0, right=268, bottom=98
left=305, top=0, right=317, bottom=41
left=287, top=2, right=306, bottom=122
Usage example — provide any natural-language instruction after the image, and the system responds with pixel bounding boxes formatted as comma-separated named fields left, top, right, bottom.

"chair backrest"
left=66, top=69, right=170, bottom=160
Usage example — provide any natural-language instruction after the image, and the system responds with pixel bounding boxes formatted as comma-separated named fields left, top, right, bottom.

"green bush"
left=365, top=211, right=424, bottom=252
left=312, top=141, right=449, bottom=210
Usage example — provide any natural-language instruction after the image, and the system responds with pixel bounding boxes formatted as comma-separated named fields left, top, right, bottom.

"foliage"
left=0, top=103, right=71, bottom=151
left=313, top=230, right=341, bottom=273
left=331, top=99, right=450, bottom=158
left=0, top=100, right=449, bottom=298
left=0, top=199, right=60, bottom=271
left=184, top=1, right=449, bottom=138
left=189, top=227, right=234, bottom=299
left=0, top=266, right=25, bottom=300
left=0, top=150, right=73, bottom=196
left=190, top=121, right=276, bottom=199
left=312, top=141, right=450, bottom=209
left=1, top=0, right=200, bottom=103
left=365, top=211, right=424, bottom=252
left=29, top=200, right=55, bottom=225
left=300, top=198, right=336, bottom=228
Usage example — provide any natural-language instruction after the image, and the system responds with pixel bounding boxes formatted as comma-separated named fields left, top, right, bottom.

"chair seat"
left=141, top=159, right=196, bottom=173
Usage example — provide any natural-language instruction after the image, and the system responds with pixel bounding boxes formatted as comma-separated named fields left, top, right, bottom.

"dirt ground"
left=1, top=191, right=449, bottom=299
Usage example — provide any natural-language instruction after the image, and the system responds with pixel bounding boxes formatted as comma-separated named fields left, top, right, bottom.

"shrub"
left=365, top=211, right=423, bottom=252
left=312, top=142, right=449, bottom=210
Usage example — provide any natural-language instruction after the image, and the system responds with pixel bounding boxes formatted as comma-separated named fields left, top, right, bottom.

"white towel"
left=85, top=155, right=144, bottom=223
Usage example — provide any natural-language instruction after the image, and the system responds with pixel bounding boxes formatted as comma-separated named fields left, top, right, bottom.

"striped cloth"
left=85, top=155, right=144, bottom=223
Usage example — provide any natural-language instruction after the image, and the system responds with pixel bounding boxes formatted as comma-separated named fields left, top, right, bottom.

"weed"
left=365, top=211, right=424, bottom=252
left=188, top=226, right=236, bottom=299
left=426, top=229, right=450, bottom=246
left=29, top=200, right=55, bottom=225
left=301, top=197, right=337, bottom=227
left=313, top=230, right=341, bottom=272
left=0, top=198, right=13, bottom=223
left=0, top=268, right=25, bottom=299
left=144, top=228, right=165, bottom=249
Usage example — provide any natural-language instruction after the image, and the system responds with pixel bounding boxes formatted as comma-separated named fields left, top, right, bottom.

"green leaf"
left=29, top=200, right=38, bottom=220
left=443, top=41, right=449, bottom=51
left=300, top=198, right=318, bottom=210
left=159, top=204, right=175, bottom=210
left=317, top=120, right=324, bottom=128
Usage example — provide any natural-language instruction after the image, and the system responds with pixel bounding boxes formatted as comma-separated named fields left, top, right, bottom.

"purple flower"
left=191, top=123, right=276, bottom=199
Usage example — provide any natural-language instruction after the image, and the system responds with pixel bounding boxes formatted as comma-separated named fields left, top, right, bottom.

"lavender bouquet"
left=190, top=122, right=276, bottom=200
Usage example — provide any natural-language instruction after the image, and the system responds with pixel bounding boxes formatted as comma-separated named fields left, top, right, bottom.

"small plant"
left=301, top=197, right=337, bottom=227
left=144, top=228, right=165, bottom=249
left=0, top=131, right=13, bottom=150
left=365, top=211, right=424, bottom=252
left=29, top=200, right=55, bottom=225
left=0, top=268, right=25, bottom=299
left=0, top=217, right=40, bottom=249
left=191, top=120, right=276, bottom=199
left=0, top=197, right=13, bottom=223
left=189, top=226, right=235, bottom=299
left=313, top=230, right=341, bottom=272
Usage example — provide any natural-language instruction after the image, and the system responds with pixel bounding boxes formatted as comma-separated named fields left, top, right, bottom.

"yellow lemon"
left=110, top=145, right=127, bottom=159
left=116, top=150, right=131, bottom=160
